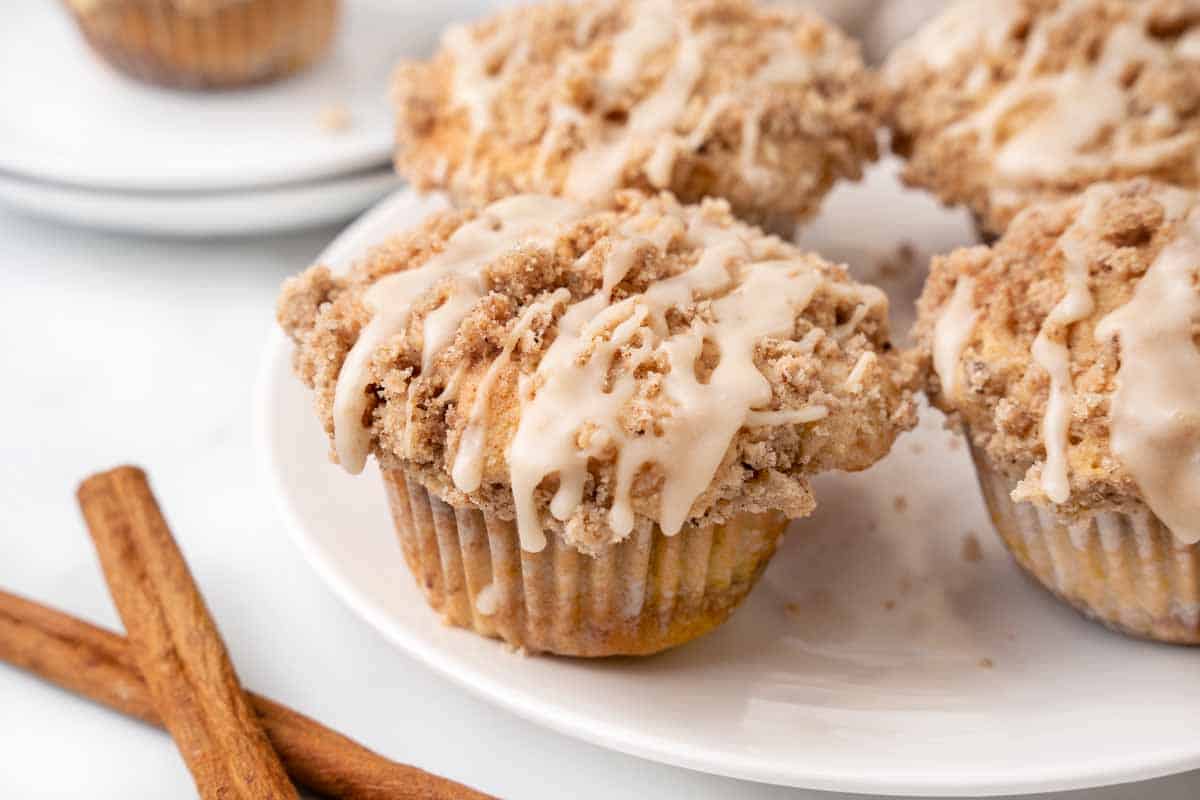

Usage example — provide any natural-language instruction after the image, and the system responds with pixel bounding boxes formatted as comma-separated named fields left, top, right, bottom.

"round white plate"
left=256, top=170, right=1200, bottom=797
left=0, top=0, right=490, bottom=192
left=0, top=168, right=401, bottom=237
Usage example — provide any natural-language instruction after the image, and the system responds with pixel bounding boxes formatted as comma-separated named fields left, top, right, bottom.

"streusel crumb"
left=279, top=191, right=917, bottom=553
left=883, top=0, right=1200, bottom=235
left=392, top=0, right=878, bottom=225
left=914, top=179, right=1200, bottom=520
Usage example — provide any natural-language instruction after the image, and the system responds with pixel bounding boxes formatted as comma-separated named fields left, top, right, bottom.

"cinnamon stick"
left=0, top=589, right=492, bottom=800
left=77, top=466, right=297, bottom=799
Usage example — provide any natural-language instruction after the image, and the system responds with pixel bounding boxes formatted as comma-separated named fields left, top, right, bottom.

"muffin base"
left=382, top=468, right=788, bottom=657
left=68, top=0, right=338, bottom=90
left=969, top=442, right=1200, bottom=644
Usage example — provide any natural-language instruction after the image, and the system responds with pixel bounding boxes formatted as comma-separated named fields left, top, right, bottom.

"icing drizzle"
left=1096, top=198, right=1200, bottom=544
left=895, top=0, right=1200, bottom=215
left=504, top=206, right=832, bottom=550
left=888, top=0, right=1017, bottom=74
left=442, top=0, right=846, bottom=203
left=1030, top=188, right=1109, bottom=503
left=332, top=194, right=866, bottom=552
left=331, top=196, right=584, bottom=473
left=932, top=275, right=978, bottom=402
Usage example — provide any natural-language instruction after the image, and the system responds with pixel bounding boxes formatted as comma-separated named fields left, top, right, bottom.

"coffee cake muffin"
left=915, top=179, right=1200, bottom=643
left=883, top=0, right=1200, bottom=238
left=392, top=0, right=879, bottom=227
left=278, top=191, right=917, bottom=656
left=64, top=0, right=338, bottom=89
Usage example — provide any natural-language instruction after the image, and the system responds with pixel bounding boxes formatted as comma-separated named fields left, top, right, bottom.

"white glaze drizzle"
left=446, top=0, right=842, bottom=203
left=564, top=1, right=709, bottom=201
left=505, top=202, right=835, bottom=552
left=1030, top=189, right=1109, bottom=504
left=842, top=351, right=877, bottom=394
left=1096, top=200, right=1200, bottom=544
left=604, top=2, right=676, bottom=88
left=920, top=1, right=1200, bottom=207
left=331, top=196, right=584, bottom=473
left=335, top=195, right=867, bottom=553
left=633, top=31, right=830, bottom=195
left=887, top=0, right=1017, bottom=75
left=442, top=22, right=522, bottom=167
left=932, top=276, right=978, bottom=402
left=745, top=406, right=829, bottom=426
left=451, top=288, right=572, bottom=493
left=421, top=278, right=480, bottom=373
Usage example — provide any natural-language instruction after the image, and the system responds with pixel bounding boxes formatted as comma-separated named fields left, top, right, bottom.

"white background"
left=2, top=204, right=1198, bottom=798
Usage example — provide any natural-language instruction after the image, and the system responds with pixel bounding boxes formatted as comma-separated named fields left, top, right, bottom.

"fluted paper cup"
left=66, top=0, right=338, bottom=90
left=381, top=467, right=788, bottom=657
left=969, top=440, right=1200, bottom=644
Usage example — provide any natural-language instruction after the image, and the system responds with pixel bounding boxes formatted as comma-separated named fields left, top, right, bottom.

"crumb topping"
left=915, top=180, right=1200, bottom=543
left=392, top=0, right=878, bottom=225
left=318, top=104, right=352, bottom=134
left=279, top=191, right=917, bottom=554
left=884, top=0, right=1200, bottom=234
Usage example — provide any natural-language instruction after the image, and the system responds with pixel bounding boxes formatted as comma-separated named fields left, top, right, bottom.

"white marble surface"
left=1, top=205, right=1198, bottom=799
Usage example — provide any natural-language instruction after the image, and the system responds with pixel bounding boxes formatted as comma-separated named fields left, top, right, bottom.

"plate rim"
left=0, top=0, right=395, bottom=192
left=253, top=186, right=1200, bottom=797
left=0, top=167, right=400, bottom=236
left=0, top=142, right=395, bottom=195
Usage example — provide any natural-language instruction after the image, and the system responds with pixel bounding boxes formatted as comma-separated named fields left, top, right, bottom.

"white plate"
left=0, top=168, right=400, bottom=237
left=255, top=170, right=1200, bottom=797
left=0, top=0, right=490, bottom=192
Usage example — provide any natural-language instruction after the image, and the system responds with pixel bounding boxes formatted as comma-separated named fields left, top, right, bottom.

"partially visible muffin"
left=914, top=179, right=1200, bottom=642
left=392, top=0, right=879, bottom=226
left=64, top=0, right=338, bottom=89
left=883, top=0, right=1200, bottom=237
left=279, top=190, right=917, bottom=655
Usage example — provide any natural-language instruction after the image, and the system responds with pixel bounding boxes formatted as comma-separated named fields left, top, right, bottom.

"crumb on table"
left=876, top=240, right=919, bottom=279
left=961, top=533, right=983, bottom=563
left=319, top=104, right=352, bottom=133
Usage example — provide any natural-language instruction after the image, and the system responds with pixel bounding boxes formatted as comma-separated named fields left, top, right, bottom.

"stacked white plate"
left=0, top=0, right=492, bottom=236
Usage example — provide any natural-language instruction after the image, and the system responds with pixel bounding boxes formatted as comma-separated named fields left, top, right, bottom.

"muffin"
left=64, top=0, right=339, bottom=89
left=915, top=179, right=1200, bottom=643
left=392, top=0, right=879, bottom=228
left=278, top=191, right=917, bottom=656
left=882, top=0, right=1200, bottom=239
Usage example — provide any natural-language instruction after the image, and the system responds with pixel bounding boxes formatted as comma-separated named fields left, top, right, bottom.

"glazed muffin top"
left=278, top=192, right=917, bottom=554
left=914, top=179, right=1200, bottom=543
left=392, top=0, right=878, bottom=225
left=883, top=0, right=1200, bottom=235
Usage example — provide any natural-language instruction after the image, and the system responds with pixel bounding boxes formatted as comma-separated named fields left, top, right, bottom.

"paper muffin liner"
left=968, top=440, right=1200, bottom=644
left=66, top=0, right=338, bottom=90
left=381, top=468, right=788, bottom=657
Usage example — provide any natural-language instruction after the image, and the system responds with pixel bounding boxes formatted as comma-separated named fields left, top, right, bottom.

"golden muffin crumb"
left=392, top=0, right=878, bottom=225
left=279, top=191, right=917, bottom=554
left=914, top=179, right=1200, bottom=532
left=883, top=0, right=1200, bottom=235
